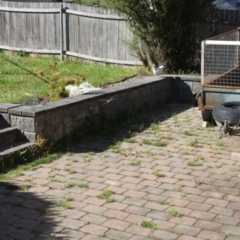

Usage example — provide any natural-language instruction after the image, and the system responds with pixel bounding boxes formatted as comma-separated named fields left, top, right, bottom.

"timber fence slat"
left=0, top=1, right=140, bottom=65
left=2, top=2, right=240, bottom=65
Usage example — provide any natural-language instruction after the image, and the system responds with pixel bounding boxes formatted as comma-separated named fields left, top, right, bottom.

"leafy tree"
left=107, top=0, right=214, bottom=73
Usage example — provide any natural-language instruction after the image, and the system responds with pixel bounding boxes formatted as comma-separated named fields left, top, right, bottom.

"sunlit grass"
left=0, top=53, right=136, bottom=103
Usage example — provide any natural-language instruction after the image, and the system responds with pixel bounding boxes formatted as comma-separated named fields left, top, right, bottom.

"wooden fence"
left=0, top=2, right=141, bottom=65
left=0, top=1, right=240, bottom=65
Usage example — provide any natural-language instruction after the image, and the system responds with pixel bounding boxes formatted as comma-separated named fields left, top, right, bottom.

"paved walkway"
left=1, top=103, right=240, bottom=240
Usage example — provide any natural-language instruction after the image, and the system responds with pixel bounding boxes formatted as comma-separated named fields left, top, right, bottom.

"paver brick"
left=105, top=229, right=132, bottom=240
left=80, top=224, right=108, bottom=235
left=103, top=209, right=129, bottom=220
left=194, top=219, right=221, bottom=230
left=125, top=205, right=151, bottom=216
left=103, top=202, right=128, bottom=211
left=213, top=215, right=240, bottom=226
left=123, top=197, right=147, bottom=206
left=123, top=189, right=147, bottom=198
left=204, top=198, right=229, bottom=207
left=198, top=230, right=225, bottom=240
left=187, top=202, right=212, bottom=212
left=9, top=229, right=36, bottom=240
left=0, top=223, right=17, bottom=235
left=125, top=224, right=153, bottom=237
left=103, top=219, right=130, bottom=231
left=177, top=236, right=204, bottom=240
left=210, top=206, right=234, bottom=217
left=169, top=216, right=197, bottom=225
left=125, top=214, right=152, bottom=225
left=173, top=224, right=201, bottom=236
left=150, top=229, right=178, bottom=240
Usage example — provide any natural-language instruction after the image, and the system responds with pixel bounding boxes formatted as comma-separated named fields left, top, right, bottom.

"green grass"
left=0, top=53, right=136, bottom=103
left=159, top=199, right=168, bottom=205
left=168, top=209, right=184, bottom=217
left=129, top=160, right=141, bottom=166
left=74, top=0, right=108, bottom=7
left=97, top=189, right=114, bottom=201
left=78, top=183, right=89, bottom=188
left=140, top=221, right=158, bottom=230
left=155, top=172, right=165, bottom=178
left=187, top=161, right=202, bottom=167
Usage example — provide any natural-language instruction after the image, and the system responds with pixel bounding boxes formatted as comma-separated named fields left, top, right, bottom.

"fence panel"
left=1, top=2, right=240, bottom=65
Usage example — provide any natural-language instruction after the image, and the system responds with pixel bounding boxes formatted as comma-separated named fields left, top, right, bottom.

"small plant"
left=97, top=189, right=115, bottom=202
left=130, top=160, right=141, bottom=166
left=106, top=197, right=115, bottom=203
left=17, top=50, right=29, bottom=57
left=173, top=187, right=182, bottom=192
left=183, top=131, right=194, bottom=136
left=168, top=209, right=184, bottom=217
left=195, top=180, right=202, bottom=185
left=188, top=139, right=198, bottom=147
left=194, top=155, right=203, bottom=161
left=143, top=139, right=152, bottom=145
left=155, top=172, right=165, bottom=178
left=150, top=123, right=159, bottom=132
left=140, top=221, right=158, bottom=230
left=88, top=151, right=95, bottom=155
left=124, top=138, right=137, bottom=143
left=159, top=199, right=168, bottom=205
left=32, top=228, right=41, bottom=236
left=216, top=142, right=224, bottom=147
left=65, top=181, right=76, bottom=188
left=64, top=195, right=74, bottom=201
left=64, top=168, right=76, bottom=174
left=66, top=151, right=73, bottom=156
left=78, top=183, right=89, bottom=189
left=37, top=208, right=50, bottom=214
left=154, top=141, right=167, bottom=147
left=187, top=161, right=202, bottom=167
left=55, top=201, right=72, bottom=209
left=83, top=158, right=91, bottom=163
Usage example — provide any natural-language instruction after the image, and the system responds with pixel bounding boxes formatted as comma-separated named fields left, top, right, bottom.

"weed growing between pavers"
left=159, top=199, right=168, bottom=205
left=64, top=168, right=76, bottom=174
left=129, top=160, right=141, bottom=166
left=97, top=189, right=115, bottom=202
left=55, top=200, right=72, bottom=209
left=187, top=160, right=202, bottom=167
left=63, top=195, right=74, bottom=201
left=78, top=183, right=89, bottom=189
left=168, top=209, right=184, bottom=217
left=140, top=221, right=158, bottom=230
left=155, top=172, right=166, bottom=178
left=65, top=181, right=76, bottom=188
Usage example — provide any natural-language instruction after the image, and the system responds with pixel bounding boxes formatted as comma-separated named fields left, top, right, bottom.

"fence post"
left=60, top=4, right=64, bottom=61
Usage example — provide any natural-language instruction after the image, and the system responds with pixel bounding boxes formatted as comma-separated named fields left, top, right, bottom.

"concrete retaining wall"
left=0, top=75, right=201, bottom=142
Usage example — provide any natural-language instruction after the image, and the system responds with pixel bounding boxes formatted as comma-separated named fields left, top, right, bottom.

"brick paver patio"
left=1, top=103, right=240, bottom=240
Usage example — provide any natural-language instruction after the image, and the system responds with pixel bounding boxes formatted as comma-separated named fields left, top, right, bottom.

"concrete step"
left=0, top=127, right=19, bottom=145
left=0, top=142, right=35, bottom=159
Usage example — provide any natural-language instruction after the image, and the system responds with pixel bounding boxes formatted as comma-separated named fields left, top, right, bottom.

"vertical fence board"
left=3, top=2, right=240, bottom=64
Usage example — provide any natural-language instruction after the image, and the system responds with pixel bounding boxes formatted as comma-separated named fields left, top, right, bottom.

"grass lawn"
left=0, top=53, right=138, bottom=103
left=73, top=0, right=108, bottom=7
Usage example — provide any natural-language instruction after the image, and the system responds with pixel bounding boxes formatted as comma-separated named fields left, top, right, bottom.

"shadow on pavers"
left=71, top=103, right=192, bottom=154
left=0, top=181, right=71, bottom=239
